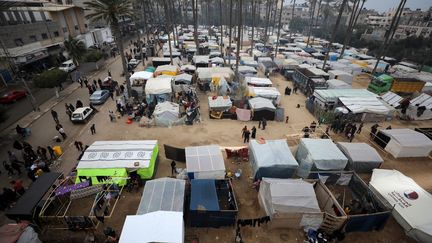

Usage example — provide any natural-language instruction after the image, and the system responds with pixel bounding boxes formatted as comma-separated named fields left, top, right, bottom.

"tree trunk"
left=264, top=0, right=271, bottom=42
left=112, top=21, right=131, bottom=98
left=235, top=0, right=242, bottom=75
left=314, top=0, right=322, bottom=28
left=339, top=0, right=360, bottom=58
left=219, top=0, right=225, bottom=64
left=306, top=0, right=316, bottom=47
left=163, top=0, right=174, bottom=63
left=289, top=0, right=296, bottom=39
left=322, top=0, right=348, bottom=70
left=250, top=0, right=255, bottom=56
left=228, top=0, right=233, bottom=59
left=274, top=0, right=284, bottom=59
left=192, top=0, right=199, bottom=53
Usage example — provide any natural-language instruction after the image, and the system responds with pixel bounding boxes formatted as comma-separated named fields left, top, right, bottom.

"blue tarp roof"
left=190, top=179, right=219, bottom=211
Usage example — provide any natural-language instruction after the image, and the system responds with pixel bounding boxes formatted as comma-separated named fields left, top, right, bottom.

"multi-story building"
left=280, top=4, right=311, bottom=26
left=0, top=0, right=86, bottom=71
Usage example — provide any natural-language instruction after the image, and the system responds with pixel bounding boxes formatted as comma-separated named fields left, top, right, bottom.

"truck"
left=293, top=67, right=329, bottom=96
left=367, top=74, right=425, bottom=95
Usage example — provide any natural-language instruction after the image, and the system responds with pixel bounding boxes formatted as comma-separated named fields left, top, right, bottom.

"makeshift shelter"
left=210, top=57, right=224, bottom=65
left=76, top=140, right=159, bottom=185
left=238, top=66, right=258, bottom=76
left=6, top=173, right=62, bottom=221
left=405, top=93, right=432, bottom=120
left=186, top=145, right=226, bottom=179
left=154, top=65, right=178, bottom=76
left=313, top=172, right=391, bottom=233
left=373, top=129, right=432, bottom=158
left=249, top=139, right=298, bottom=180
left=152, top=57, right=172, bottom=67
left=180, top=64, right=196, bottom=74
left=336, top=142, right=383, bottom=173
left=248, top=86, right=281, bottom=104
left=154, top=101, right=181, bottom=127
left=193, top=55, right=210, bottom=67
left=258, top=178, right=347, bottom=231
left=245, top=77, right=272, bottom=87
left=145, top=77, right=172, bottom=103
left=259, top=61, right=278, bottom=74
left=326, top=79, right=351, bottom=89
left=370, top=169, right=432, bottom=242
left=130, top=71, right=153, bottom=97
left=119, top=211, right=184, bottom=243
left=328, top=70, right=353, bottom=84
left=189, top=179, right=238, bottom=227
left=380, top=91, right=403, bottom=108
left=208, top=96, right=233, bottom=119
left=174, top=73, right=193, bottom=85
left=296, top=138, right=348, bottom=178
left=137, top=178, right=185, bottom=215
left=248, top=97, right=276, bottom=121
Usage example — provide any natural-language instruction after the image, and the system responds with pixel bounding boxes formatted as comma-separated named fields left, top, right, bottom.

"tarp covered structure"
left=245, top=77, right=272, bottom=87
left=337, top=142, right=383, bottom=173
left=137, top=178, right=185, bottom=215
left=249, top=140, right=298, bottom=180
left=154, top=64, right=178, bottom=76
left=313, top=89, right=377, bottom=105
left=186, top=145, right=226, bottom=179
left=119, top=211, right=184, bottom=243
left=154, top=101, right=181, bottom=127
left=370, top=169, right=432, bottom=243
left=327, top=79, right=351, bottom=89
left=6, top=173, right=62, bottom=221
left=189, top=179, right=238, bottom=227
left=248, top=97, right=276, bottom=121
left=406, top=93, right=432, bottom=120
left=208, top=96, right=232, bottom=111
left=381, top=91, right=403, bottom=108
left=76, top=140, right=159, bottom=185
left=296, top=138, right=348, bottom=178
left=130, top=71, right=153, bottom=84
left=259, top=178, right=322, bottom=229
left=376, top=129, right=432, bottom=158
left=145, top=77, right=172, bottom=103
left=248, top=86, right=281, bottom=104
left=174, top=73, right=193, bottom=85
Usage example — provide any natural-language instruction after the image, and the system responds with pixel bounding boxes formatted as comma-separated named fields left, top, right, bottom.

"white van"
left=59, top=60, right=76, bottom=72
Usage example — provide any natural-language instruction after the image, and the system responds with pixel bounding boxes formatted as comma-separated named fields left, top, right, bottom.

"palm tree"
left=306, top=0, right=317, bottom=47
left=63, top=36, right=87, bottom=66
left=289, top=0, right=296, bottom=39
left=235, top=0, right=243, bottom=75
left=192, top=0, right=199, bottom=53
left=84, top=0, right=134, bottom=97
left=274, top=0, right=284, bottom=58
left=250, top=0, right=256, bottom=57
left=339, top=0, right=363, bottom=58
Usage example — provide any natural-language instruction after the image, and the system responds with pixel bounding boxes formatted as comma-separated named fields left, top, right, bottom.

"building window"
left=42, top=33, right=48, bottom=39
left=29, top=35, right=37, bottom=42
left=63, top=27, right=67, bottom=33
left=14, top=38, right=24, bottom=46
left=74, top=25, right=79, bottom=30
left=54, top=31, right=59, bottom=37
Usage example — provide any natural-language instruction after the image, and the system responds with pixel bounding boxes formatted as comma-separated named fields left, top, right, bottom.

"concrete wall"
left=0, top=21, right=61, bottom=48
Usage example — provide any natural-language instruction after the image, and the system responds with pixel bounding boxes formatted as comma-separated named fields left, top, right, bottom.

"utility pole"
left=20, top=73, right=39, bottom=112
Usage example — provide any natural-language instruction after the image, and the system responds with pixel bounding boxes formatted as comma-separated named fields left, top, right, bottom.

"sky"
left=293, top=0, right=431, bottom=13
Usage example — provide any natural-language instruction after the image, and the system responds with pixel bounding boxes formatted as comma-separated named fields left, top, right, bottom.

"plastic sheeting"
left=249, top=140, right=298, bottom=180
left=248, top=97, right=276, bottom=111
left=186, top=145, right=226, bottom=179
left=337, top=142, right=383, bottom=173
left=236, top=108, right=251, bottom=121
left=154, top=102, right=182, bottom=127
left=406, top=93, right=432, bottom=120
left=137, top=178, right=185, bottom=215
left=145, top=77, right=172, bottom=95
left=208, top=96, right=232, bottom=111
left=381, top=91, right=403, bottom=107
left=248, top=87, right=281, bottom=104
left=296, top=139, right=348, bottom=178
left=327, top=79, right=351, bottom=89
left=339, top=96, right=391, bottom=115
left=370, top=169, right=432, bottom=243
left=245, top=77, right=272, bottom=87
left=380, top=129, right=432, bottom=158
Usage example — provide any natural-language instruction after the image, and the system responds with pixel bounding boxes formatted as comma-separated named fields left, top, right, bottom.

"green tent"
left=76, top=140, right=158, bottom=186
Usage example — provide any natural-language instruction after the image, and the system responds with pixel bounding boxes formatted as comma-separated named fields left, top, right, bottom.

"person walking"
left=357, top=122, right=363, bottom=134
left=258, top=120, right=261, bottom=129
left=261, top=118, right=267, bottom=130
left=76, top=99, right=83, bottom=108
left=74, top=141, right=82, bottom=151
left=370, top=124, right=379, bottom=139
left=310, top=121, right=317, bottom=132
left=243, top=129, right=251, bottom=143
left=3, top=161, right=14, bottom=176
left=285, top=116, right=289, bottom=123
left=51, top=110, right=59, bottom=123
left=58, top=127, right=67, bottom=139
left=251, top=126, right=257, bottom=139
left=90, top=124, right=96, bottom=135
left=47, top=146, right=56, bottom=160
left=241, top=126, right=247, bottom=139
left=171, top=160, right=177, bottom=176
left=109, top=91, right=114, bottom=100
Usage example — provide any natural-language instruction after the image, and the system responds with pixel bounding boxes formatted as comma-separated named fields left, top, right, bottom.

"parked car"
left=59, top=60, right=76, bottom=72
left=0, top=90, right=27, bottom=104
left=128, top=58, right=140, bottom=68
left=71, top=107, right=94, bottom=123
left=90, top=90, right=110, bottom=105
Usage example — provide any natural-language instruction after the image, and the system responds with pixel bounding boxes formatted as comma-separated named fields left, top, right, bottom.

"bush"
left=82, top=50, right=103, bottom=63
left=34, top=69, right=68, bottom=88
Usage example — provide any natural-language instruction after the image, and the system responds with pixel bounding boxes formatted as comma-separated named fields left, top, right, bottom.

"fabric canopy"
left=337, top=142, right=383, bottom=173
left=174, top=73, right=193, bottom=84
left=370, top=169, right=432, bottom=243
left=180, top=64, right=196, bottom=71
left=327, top=79, right=351, bottom=89
left=6, top=173, right=61, bottom=220
left=380, top=129, right=432, bottom=158
left=248, top=97, right=276, bottom=111
left=381, top=91, right=403, bottom=107
left=130, top=71, right=153, bottom=83
left=154, top=101, right=180, bottom=126
left=119, top=211, right=184, bottom=243
left=137, top=178, right=185, bottom=215
left=245, top=77, right=272, bottom=86
left=296, top=138, right=348, bottom=178
left=249, top=139, right=298, bottom=180
left=193, top=55, right=210, bottom=64
left=186, top=145, right=225, bottom=179
left=313, top=89, right=377, bottom=104
left=339, top=96, right=391, bottom=115
left=238, top=66, right=257, bottom=74
left=248, top=87, right=281, bottom=103
left=208, top=96, right=232, bottom=110
left=145, top=77, right=172, bottom=95
left=77, top=140, right=157, bottom=169
left=406, top=93, right=432, bottom=120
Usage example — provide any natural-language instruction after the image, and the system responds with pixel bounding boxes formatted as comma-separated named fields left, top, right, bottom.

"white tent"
left=154, top=101, right=180, bottom=127
left=327, top=79, right=351, bottom=89
left=174, top=73, right=193, bottom=85
left=405, top=93, right=432, bottom=120
left=370, top=169, right=432, bottom=243
left=248, top=86, right=281, bottom=104
left=145, top=77, right=172, bottom=95
left=338, top=96, right=391, bottom=115
left=381, top=91, right=403, bottom=108
left=337, top=142, right=383, bottom=173
left=186, top=145, right=226, bottom=179
left=245, top=77, right=272, bottom=87
left=259, top=178, right=323, bottom=229
left=379, top=129, right=432, bottom=158
left=130, top=71, right=153, bottom=84
left=119, top=211, right=184, bottom=243
left=193, top=55, right=210, bottom=64
left=208, top=96, right=232, bottom=111
left=238, top=66, right=258, bottom=75
left=328, top=70, right=353, bottom=84
left=296, top=138, right=348, bottom=178
left=180, top=64, right=196, bottom=72
left=248, top=97, right=276, bottom=111
left=249, top=140, right=298, bottom=180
